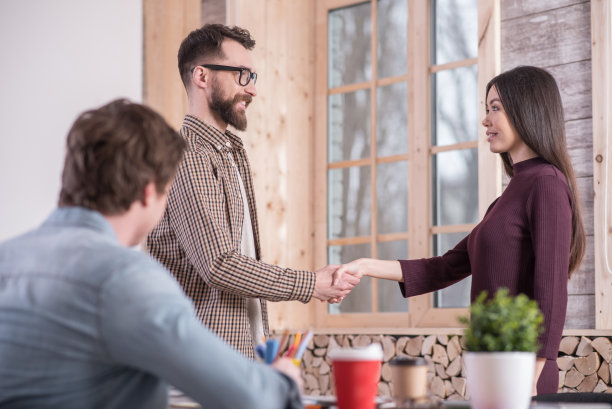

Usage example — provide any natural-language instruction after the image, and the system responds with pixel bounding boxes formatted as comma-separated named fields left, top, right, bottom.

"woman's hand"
left=327, top=259, right=404, bottom=303
left=332, top=259, right=366, bottom=287
left=334, top=258, right=403, bottom=285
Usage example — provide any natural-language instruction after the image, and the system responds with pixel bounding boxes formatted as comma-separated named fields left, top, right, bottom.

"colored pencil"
left=294, top=330, right=313, bottom=361
left=276, top=329, right=290, bottom=360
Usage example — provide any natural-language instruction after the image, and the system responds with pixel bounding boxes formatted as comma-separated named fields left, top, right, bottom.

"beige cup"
left=390, top=357, right=428, bottom=406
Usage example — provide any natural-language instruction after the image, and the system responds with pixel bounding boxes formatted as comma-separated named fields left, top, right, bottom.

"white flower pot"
left=463, top=351, right=535, bottom=409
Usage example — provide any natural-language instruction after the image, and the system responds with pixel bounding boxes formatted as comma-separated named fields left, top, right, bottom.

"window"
left=314, top=0, right=500, bottom=328
left=430, top=0, right=478, bottom=308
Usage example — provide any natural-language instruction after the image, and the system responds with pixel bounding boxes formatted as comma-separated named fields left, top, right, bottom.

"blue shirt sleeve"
left=98, top=257, right=294, bottom=409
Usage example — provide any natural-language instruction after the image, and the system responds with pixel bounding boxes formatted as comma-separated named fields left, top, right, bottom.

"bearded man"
left=146, top=24, right=359, bottom=358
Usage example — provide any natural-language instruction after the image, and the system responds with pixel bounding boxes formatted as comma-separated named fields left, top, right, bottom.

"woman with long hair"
left=335, top=66, right=585, bottom=394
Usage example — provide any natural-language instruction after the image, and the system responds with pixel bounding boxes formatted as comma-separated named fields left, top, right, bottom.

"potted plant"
left=459, top=288, right=543, bottom=409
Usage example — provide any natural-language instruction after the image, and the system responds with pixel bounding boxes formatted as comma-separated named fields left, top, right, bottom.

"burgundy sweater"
left=399, top=157, right=572, bottom=386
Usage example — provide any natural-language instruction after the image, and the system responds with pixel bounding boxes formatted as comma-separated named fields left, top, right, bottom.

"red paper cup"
left=329, top=344, right=383, bottom=409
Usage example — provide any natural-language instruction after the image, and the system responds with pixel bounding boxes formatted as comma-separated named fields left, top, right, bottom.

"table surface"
left=168, top=391, right=612, bottom=409
left=443, top=403, right=611, bottom=409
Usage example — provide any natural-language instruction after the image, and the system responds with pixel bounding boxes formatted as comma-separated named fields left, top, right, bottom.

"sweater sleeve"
left=527, top=175, right=572, bottom=360
left=398, top=235, right=472, bottom=297
left=396, top=197, right=503, bottom=298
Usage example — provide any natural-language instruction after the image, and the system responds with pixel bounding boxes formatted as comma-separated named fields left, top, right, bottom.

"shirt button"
left=217, top=145, right=223, bottom=150
left=225, top=141, right=232, bottom=147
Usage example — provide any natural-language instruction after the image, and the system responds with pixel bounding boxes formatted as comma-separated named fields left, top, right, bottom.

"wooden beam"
left=369, top=0, right=379, bottom=311
left=430, top=57, right=479, bottom=74
left=477, top=0, right=501, bottom=220
left=431, top=141, right=478, bottom=154
left=314, top=0, right=332, bottom=328
left=592, top=0, right=612, bottom=329
left=143, top=0, right=201, bottom=129
left=407, top=0, right=432, bottom=326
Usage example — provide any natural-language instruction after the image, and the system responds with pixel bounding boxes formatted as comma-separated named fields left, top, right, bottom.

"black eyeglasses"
left=192, top=64, right=258, bottom=86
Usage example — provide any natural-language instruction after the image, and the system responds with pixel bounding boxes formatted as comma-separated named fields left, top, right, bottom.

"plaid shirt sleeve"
left=168, top=147, right=316, bottom=303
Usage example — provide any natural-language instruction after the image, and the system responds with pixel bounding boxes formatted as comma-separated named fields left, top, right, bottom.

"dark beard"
left=210, top=81, right=251, bottom=131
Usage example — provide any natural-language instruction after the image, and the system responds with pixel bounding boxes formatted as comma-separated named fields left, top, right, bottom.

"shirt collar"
left=182, top=114, right=245, bottom=152
left=42, top=207, right=119, bottom=243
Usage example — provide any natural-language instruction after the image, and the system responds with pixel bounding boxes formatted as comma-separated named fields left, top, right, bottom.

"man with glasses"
left=146, top=24, right=359, bottom=357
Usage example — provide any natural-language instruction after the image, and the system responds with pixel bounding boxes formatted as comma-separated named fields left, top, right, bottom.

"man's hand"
left=312, top=264, right=360, bottom=303
left=272, top=358, right=303, bottom=392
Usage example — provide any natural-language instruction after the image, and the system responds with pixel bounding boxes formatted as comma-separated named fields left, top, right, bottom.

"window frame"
left=313, top=0, right=501, bottom=329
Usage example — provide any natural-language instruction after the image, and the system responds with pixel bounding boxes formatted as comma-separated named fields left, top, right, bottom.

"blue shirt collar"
left=43, top=207, right=119, bottom=242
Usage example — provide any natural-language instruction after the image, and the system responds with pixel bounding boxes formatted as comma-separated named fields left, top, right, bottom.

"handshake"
left=311, top=262, right=363, bottom=304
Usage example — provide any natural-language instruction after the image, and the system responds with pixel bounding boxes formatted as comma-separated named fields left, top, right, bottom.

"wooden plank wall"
left=228, top=0, right=317, bottom=330
left=202, top=0, right=225, bottom=24
left=500, top=1, right=594, bottom=328
left=142, top=0, right=201, bottom=130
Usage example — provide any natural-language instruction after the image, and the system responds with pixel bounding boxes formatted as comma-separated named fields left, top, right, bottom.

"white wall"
left=0, top=0, right=142, bottom=241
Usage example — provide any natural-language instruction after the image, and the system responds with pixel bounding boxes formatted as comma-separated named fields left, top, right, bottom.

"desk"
left=441, top=402, right=611, bottom=409
left=303, top=396, right=612, bottom=409
left=168, top=391, right=612, bottom=409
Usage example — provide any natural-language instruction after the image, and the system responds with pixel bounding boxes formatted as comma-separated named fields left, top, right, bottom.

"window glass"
left=328, top=90, right=371, bottom=162
left=328, top=166, right=372, bottom=239
left=433, top=232, right=471, bottom=307
left=377, top=0, right=408, bottom=78
left=329, top=244, right=372, bottom=313
left=377, top=82, right=408, bottom=156
left=377, top=240, right=409, bottom=312
left=433, top=0, right=477, bottom=65
left=433, top=149, right=478, bottom=226
left=376, top=161, right=408, bottom=234
left=432, top=65, right=478, bottom=146
left=329, top=2, right=371, bottom=87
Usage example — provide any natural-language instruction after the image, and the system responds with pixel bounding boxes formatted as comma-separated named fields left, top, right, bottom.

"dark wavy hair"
left=486, top=66, right=585, bottom=277
left=58, top=99, right=185, bottom=214
left=177, top=24, right=255, bottom=88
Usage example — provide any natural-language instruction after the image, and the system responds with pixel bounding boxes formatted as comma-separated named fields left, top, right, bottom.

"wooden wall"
left=227, top=0, right=318, bottom=330
left=143, top=0, right=200, bottom=130
left=500, top=0, right=594, bottom=328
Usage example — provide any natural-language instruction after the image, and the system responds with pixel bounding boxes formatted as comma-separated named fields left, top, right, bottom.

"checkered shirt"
left=146, top=115, right=316, bottom=358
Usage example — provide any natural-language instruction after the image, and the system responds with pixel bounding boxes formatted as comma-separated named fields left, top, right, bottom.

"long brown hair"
left=486, top=66, right=585, bottom=277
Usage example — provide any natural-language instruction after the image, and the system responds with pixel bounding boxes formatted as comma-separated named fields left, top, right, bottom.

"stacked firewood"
left=299, top=334, right=466, bottom=399
left=294, top=333, right=612, bottom=398
left=557, top=336, right=612, bottom=393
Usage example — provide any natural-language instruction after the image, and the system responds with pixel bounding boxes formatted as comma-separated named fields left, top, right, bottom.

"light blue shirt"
left=0, top=207, right=296, bottom=409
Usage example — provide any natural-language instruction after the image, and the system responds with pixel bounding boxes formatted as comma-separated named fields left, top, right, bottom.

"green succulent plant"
left=459, top=288, right=544, bottom=352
